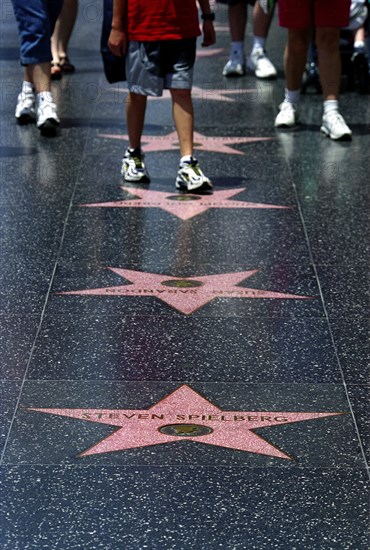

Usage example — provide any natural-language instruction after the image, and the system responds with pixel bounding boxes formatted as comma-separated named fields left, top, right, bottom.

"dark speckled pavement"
left=1, top=2, right=369, bottom=549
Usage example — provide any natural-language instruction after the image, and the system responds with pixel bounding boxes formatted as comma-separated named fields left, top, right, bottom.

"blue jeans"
left=11, top=0, right=63, bottom=65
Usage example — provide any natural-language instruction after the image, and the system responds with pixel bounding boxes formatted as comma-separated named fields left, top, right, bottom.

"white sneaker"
left=36, top=98, right=60, bottom=131
left=274, top=102, right=298, bottom=128
left=176, top=157, right=213, bottom=192
left=121, top=148, right=151, bottom=183
left=222, top=58, right=246, bottom=77
left=15, top=90, right=36, bottom=124
left=320, top=112, right=352, bottom=141
left=247, top=48, right=277, bottom=79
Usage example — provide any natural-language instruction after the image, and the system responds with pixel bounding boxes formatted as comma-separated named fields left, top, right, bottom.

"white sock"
left=37, top=91, right=54, bottom=104
left=284, top=89, right=300, bottom=106
left=180, top=155, right=193, bottom=164
left=230, top=41, right=244, bottom=60
left=354, top=40, right=365, bottom=53
left=252, top=36, right=266, bottom=52
left=323, top=99, right=338, bottom=116
left=22, top=81, right=34, bottom=94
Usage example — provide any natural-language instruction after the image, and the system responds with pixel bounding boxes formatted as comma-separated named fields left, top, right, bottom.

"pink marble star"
left=80, top=188, right=290, bottom=220
left=109, top=86, right=258, bottom=103
left=196, top=47, right=225, bottom=58
left=28, top=385, right=344, bottom=460
left=98, top=130, right=273, bottom=155
left=58, top=268, right=311, bottom=314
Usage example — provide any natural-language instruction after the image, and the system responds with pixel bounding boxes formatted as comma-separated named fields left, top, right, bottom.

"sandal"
left=51, top=62, right=62, bottom=80
left=59, top=56, right=75, bottom=73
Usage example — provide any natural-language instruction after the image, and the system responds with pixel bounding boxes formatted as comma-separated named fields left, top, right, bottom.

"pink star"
left=80, top=187, right=290, bottom=220
left=57, top=268, right=311, bottom=314
left=109, top=86, right=258, bottom=103
left=28, top=385, right=344, bottom=460
left=195, top=47, right=225, bottom=58
left=98, top=130, right=273, bottom=155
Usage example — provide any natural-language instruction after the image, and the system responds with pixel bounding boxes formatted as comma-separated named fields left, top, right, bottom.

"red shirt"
left=127, top=0, right=201, bottom=41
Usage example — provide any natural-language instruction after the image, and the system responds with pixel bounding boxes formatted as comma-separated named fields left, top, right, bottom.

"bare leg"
left=315, top=27, right=341, bottom=100
left=285, top=28, right=312, bottom=90
left=126, top=92, right=147, bottom=149
left=51, top=0, right=78, bottom=62
left=253, top=1, right=274, bottom=38
left=228, top=2, right=247, bottom=41
left=25, top=63, right=51, bottom=93
left=170, top=89, right=193, bottom=157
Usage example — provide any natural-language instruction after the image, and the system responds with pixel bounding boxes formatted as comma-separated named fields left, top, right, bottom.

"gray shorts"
left=126, top=39, right=196, bottom=96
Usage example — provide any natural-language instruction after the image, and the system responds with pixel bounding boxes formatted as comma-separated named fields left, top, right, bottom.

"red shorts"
left=278, top=0, right=351, bottom=29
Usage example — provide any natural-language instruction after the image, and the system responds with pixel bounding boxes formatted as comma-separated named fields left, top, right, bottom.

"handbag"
left=100, top=0, right=126, bottom=83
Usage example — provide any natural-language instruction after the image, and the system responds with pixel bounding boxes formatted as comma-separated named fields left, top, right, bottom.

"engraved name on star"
left=57, top=268, right=311, bottom=315
left=80, top=188, right=291, bottom=220
left=28, top=385, right=344, bottom=460
left=98, top=130, right=273, bottom=155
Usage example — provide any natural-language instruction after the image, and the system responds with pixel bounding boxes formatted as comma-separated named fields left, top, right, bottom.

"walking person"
left=51, top=0, right=79, bottom=79
left=218, top=0, right=277, bottom=79
left=274, top=0, right=353, bottom=140
left=12, top=0, right=63, bottom=135
left=108, top=0, right=216, bottom=192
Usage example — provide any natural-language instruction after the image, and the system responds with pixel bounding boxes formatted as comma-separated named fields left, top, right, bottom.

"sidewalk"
left=0, top=2, right=369, bottom=548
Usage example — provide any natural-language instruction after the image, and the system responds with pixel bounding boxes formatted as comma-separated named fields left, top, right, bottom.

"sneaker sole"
left=320, top=126, right=352, bottom=141
left=38, top=118, right=60, bottom=137
left=16, top=113, right=36, bottom=125
left=274, top=121, right=297, bottom=129
left=223, top=71, right=245, bottom=77
left=122, top=174, right=151, bottom=184
left=175, top=178, right=213, bottom=193
left=37, top=118, right=60, bottom=129
left=254, top=71, right=277, bottom=80
left=247, top=64, right=277, bottom=80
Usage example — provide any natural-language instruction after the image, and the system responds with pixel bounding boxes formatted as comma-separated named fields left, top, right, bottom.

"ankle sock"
left=252, top=36, right=266, bottom=53
left=180, top=155, right=194, bottom=165
left=230, top=41, right=244, bottom=60
left=284, top=89, right=300, bottom=106
left=22, top=81, right=34, bottom=94
left=37, top=91, right=54, bottom=104
left=354, top=40, right=365, bottom=53
left=323, top=99, right=339, bottom=116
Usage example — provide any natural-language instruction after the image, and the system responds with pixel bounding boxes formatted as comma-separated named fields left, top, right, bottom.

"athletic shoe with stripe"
left=176, top=157, right=213, bottom=192
left=15, top=90, right=36, bottom=124
left=121, top=148, right=151, bottom=183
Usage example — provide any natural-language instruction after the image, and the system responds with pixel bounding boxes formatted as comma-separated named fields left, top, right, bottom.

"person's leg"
left=274, top=28, right=311, bottom=127
left=316, top=27, right=352, bottom=139
left=252, top=0, right=274, bottom=43
left=126, top=92, right=147, bottom=149
left=284, top=28, right=312, bottom=91
left=121, top=92, right=150, bottom=182
left=223, top=1, right=248, bottom=76
left=248, top=0, right=277, bottom=78
left=170, top=88, right=212, bottom=192
left=228, top=1, right=247, bottom=41
left=315, top=27, right=341, bottom=100
left=25, top=62, right=51, bottom=93
left=51, top=0, right=78, bottom=70
left=170, top=88, right=193, bottom=157
left=11, top=0, right=62, bottom=129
